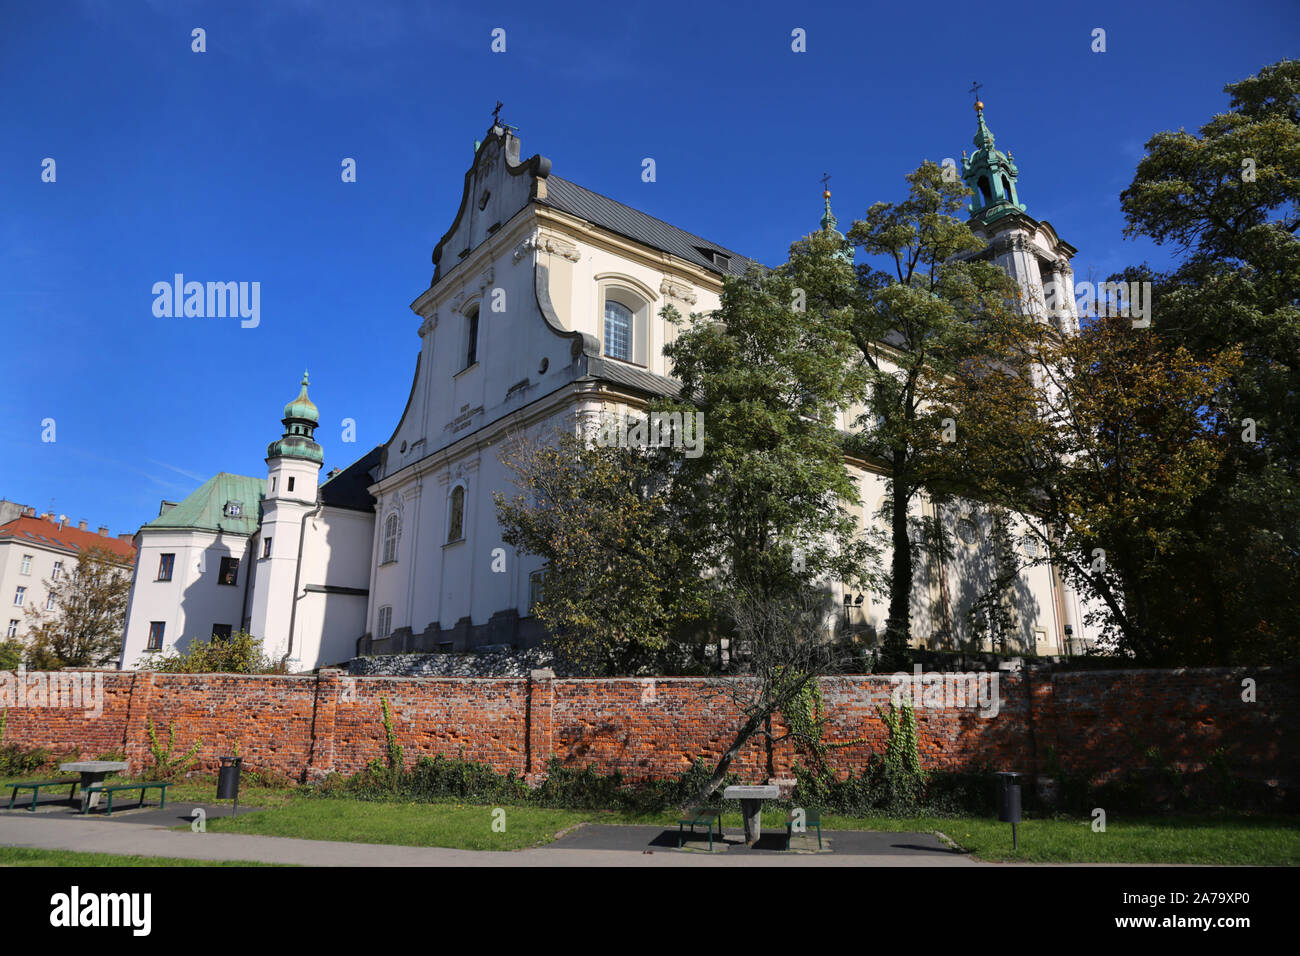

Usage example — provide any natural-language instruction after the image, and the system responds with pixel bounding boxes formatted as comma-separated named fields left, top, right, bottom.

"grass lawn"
left=820, top=812, right=1300, bottom=865
left=0, top=846, right=286, bottom=867
left=203, top=797, right=597, bottom=851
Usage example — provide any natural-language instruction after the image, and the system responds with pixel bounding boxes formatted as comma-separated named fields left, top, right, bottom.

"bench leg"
left=159, top=787, right=166, bottom=810
left=105, top=791, right=113, bottom=817
left=31, top=788, right=39, bottom=812
left=816, top=824, right=822, bottom=850
left=677, top=823, right=683, bottom=849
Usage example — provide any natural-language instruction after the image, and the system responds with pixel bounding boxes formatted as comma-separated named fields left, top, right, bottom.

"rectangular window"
left=217, top=556, right=239, bottom=586
left=211, top=624, right=233, bottom=641
left=6, top=620, right=17, bottom=638
left=45, top=593, right=55, bottom=610
left=158, top=553, right=175, bottom=581
left=288, top=476, right=295, bottom=492
left=147, top=621, right=165, bottom=651
left=271, top=477, right=277, bottom=493
left=377, top=606, right=392, bottom=639
left=19, top=555, right=32, bottom=575
left=262, top=538, right=272, bottom=558
left=465, top=310, right=479, bottom=368
left=13, top=586, right=25, bottom=607
left=52, top=561, right=63, bottom=580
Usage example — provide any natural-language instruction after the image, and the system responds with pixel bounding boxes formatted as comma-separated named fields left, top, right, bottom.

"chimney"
left=23, top=506, right=35, bottom=516
left=98, top=526, right=109, bottom=536
left=78, top=520, right=87, bottom=531
left=117, top=533, right=133, bottom=543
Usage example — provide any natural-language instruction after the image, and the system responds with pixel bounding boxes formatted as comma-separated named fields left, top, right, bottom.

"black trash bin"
left=996, top=770, right=1023, bottom=848
left=217, top=757, right=242, bottom=813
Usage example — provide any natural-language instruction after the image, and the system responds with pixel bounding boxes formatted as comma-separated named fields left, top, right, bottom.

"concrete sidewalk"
left=0, top=813, right=981, bottom=867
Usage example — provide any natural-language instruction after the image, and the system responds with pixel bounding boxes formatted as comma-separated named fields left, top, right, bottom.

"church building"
left=120, top=101, right=1098, bottom=671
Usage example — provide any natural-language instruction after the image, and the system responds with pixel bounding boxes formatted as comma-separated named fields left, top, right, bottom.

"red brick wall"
left=1, top=665, right=1294, bottom=788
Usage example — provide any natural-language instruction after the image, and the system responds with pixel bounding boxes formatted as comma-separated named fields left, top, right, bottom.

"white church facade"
left=121, top=104, right=1099, bottom=671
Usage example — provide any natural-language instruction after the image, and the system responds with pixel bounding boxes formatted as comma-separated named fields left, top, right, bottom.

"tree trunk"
left=685, top=709, right=768, bottom=812
left=883, top=472, right=914, bottom=668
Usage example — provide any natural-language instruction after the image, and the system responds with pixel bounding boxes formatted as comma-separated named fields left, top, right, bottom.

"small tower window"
left=288, top=477, right=296, bottom=492
left=978, top=176, right=992, bottom=203
left=1001, top=175, right=1012, bottom=202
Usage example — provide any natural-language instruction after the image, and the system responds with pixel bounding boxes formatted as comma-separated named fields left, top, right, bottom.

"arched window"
left=447, top=485, right=466, bottom=543
left=1001, top=175, right=1012, bottom=201
left=382, top=513, right=399, bottom=564
left=604, top=300, right=633, bottom=361
left=978, top=176, right=992, bottom=203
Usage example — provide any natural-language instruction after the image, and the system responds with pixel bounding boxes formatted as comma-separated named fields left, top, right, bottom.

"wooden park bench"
left=6, top=778, right=80, bottom=811
left=786, top=808, right=823, bottom=850
left=81, top=781, right=171, bottom=816
left=677, top=806, right=724, bottom=850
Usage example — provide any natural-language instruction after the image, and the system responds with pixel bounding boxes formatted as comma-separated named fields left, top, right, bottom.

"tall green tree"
left=840, top=161, right=1023, bottom=664
left=1117, top=58, right=1300, bottom=659
left=494, top=430, right=710, bottom=674
left=24, top=547, right=131, bottom=668
left=936, top=312, right=1243, bottom=662
left=660, top=229, right=875, bottom=609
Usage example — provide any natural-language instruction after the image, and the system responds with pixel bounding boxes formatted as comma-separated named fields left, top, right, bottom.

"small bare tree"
left=685, top=586, right=847, bottom=809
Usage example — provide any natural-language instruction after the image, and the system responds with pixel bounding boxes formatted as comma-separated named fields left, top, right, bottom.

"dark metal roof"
left=583, top=357, right=685, bottom=400
left=320, top=446, right=382, bottom=513
left=542, top=177, right=759, bottom=277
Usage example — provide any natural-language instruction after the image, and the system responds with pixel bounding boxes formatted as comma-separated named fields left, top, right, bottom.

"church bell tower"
left=248, top=371, right=323, bottom=663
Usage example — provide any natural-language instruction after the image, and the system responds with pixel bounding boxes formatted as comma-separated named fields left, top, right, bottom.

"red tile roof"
left=0, top=516, right=135, bottom=563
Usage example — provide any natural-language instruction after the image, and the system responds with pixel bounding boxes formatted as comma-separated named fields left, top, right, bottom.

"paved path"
left=0, top=808, right=980, bottom=867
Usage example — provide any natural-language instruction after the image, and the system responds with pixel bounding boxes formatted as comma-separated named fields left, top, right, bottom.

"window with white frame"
left=447, top=485, right=466, bottom=543
left=382, top=513, right=400, bottom=564
left=13, top=587, right=25, bottom=607
left=600, top=280, right=660, bottom=366
left=52, top=560, right=63, bottom=580
left=147, top=621, right=165, bottom=651
left=377, top=605, right=393, bottom=639
left=6, top=620, right=17, bottom=638
left=19, top=555, right=32, bottom=575
left=598, top=281, right=651, bottom=365
left=45, top=593, right=55, bottom=610
left=603, top=300, right=633, bottom=361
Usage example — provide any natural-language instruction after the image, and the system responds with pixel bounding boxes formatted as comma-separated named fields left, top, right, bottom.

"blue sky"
left=2, top=0, right=1296, bottom=535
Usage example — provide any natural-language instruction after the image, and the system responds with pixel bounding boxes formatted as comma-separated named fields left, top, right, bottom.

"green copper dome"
left=282, top=370, right=319, bottom=425
left=961, top=100, right=1026, bottom=225
left=267, top=370, right=324, bottom=465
